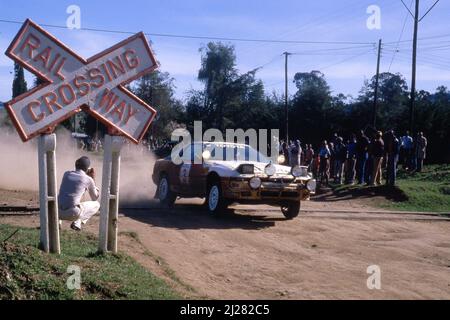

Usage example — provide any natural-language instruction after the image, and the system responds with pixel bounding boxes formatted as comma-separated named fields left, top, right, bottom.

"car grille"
left=261, top=191, right=280, bottom=197
left=261, top=177, right=295, bottom=183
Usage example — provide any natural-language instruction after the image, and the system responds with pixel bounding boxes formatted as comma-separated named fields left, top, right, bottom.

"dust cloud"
left=0, top=125, right=158, bottom=208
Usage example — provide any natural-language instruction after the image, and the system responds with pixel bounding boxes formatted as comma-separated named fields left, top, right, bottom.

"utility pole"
left=409, top=0, right=419, bottom=134
left=283, top=52, right=291, bottom=143
left=373, top=39, right=382, bottom=129
left=401, top=0, right=440, bottom=134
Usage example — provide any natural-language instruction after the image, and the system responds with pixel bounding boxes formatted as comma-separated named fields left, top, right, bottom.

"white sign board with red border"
left=4, top=19, right=159, bottom=143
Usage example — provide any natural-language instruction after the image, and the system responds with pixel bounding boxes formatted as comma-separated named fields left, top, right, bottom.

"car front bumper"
left=221, top=177, right=313, bottom=202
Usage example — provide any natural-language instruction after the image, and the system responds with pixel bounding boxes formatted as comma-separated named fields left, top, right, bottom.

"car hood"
left=206, top=160, right=293, bottom=177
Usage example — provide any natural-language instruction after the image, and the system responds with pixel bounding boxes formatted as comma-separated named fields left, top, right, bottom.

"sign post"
left=38, top=133, right=60, bottom=254
left=98, top=134, right=123, bottom=253
left=4, top=19, right=159, bottom=254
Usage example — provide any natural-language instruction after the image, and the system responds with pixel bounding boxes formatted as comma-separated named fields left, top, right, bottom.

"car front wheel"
left=206, top=181, right=227, bottom=214
left=280, top=201, right=300, bottom=219
left=158, top=174, right=176, bottom=207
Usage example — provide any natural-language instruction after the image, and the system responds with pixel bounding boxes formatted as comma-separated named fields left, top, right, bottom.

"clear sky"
left=0, top=0, right=449, bottom=103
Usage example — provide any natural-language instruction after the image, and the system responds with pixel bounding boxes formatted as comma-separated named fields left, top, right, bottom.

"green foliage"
left=0, top=225, right=179, bottom=300
left=185, top=42, right=277, bottom=133
left=12, top=63, right=27, bottom=99
left=132, top=71, right=183, bottom=142
left=34, top=76, right=46, bottom=87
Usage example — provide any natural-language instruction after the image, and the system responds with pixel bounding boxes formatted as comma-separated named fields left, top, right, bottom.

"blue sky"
left=0, top=0, right=449, bottom=103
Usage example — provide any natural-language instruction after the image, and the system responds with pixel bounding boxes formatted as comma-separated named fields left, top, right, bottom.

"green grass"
left=387, top=164, right=450, bottom=212
left=0, top=224, right=180, bottom=300
left=331, top=164, right=450, bottom=213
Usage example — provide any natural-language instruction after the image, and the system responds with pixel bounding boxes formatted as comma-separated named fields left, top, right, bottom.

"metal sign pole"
left=98, top=135, right=122, bottom=254
left=38, top=134, right=60, bottom=254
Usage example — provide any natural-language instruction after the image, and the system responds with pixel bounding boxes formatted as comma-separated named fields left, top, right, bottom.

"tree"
left=358, top=72, right=409, bottom=132
left=290, top=71, right=333, bottom=144
left=197, top=42, right=238, bottom=130
left=34, top=76, right=46, bottom=87
left=12, top=63, right=27, bottom=98
left=132, top=71, right=183, bottom=142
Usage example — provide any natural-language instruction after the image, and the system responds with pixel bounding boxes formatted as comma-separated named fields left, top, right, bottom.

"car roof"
left=193, top=141, right=248, bottom=147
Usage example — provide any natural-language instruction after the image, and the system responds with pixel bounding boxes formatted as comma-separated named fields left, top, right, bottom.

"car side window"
left=179, top=144, right=203, bottom=163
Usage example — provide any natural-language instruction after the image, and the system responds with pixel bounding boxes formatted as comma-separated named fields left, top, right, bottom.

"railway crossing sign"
left=4, top=19, right=160, bottom=254
left=4, top=19, right=158, bottom=143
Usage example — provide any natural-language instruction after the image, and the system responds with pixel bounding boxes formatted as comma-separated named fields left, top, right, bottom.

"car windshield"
left=202, top=143, right=270, bottom=163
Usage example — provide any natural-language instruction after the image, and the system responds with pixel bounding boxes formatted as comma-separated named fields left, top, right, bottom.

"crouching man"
left=58, top=156, right=100, bottom=231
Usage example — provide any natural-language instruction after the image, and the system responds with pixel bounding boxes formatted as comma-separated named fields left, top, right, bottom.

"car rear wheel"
left=158, top=174, right=176, bottom=207
left=206, top=180, right=227, bottom=214
left=280, top=201, right=300, bottom=219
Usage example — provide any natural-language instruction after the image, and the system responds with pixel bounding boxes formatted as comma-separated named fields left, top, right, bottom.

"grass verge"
left=331, top=164, right=450, bottom=213
left=0, top=224, right=180, bottom=300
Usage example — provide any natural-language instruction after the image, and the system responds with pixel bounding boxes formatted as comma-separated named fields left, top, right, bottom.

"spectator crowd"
left=279, top=130, right=428, bottom=187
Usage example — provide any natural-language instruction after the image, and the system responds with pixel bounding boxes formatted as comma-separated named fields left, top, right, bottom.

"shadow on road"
left=312, top=185, right=408, bottom=203
left=120, top=201, right=284, bottom=230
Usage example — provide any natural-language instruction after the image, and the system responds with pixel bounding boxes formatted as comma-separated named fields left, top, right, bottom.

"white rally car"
left=152, top=142, right=316, bottom=219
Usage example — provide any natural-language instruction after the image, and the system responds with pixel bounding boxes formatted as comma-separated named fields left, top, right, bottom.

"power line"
left=388, top=0, right=413, bottom=72
left=237, top=0, right=367, bottom=56
left=319, top=49, right=375, bottom=71
left=419, top=0, right=440, bottom=21
left=0, top=18, right=375, bottom=45
left=384, top=32, right=450, bottom=45
left=401, top=0, right=415, bottom=19
left=248, top=54, right=284, bottom=73
left=290, top=44, right=376, bottom=55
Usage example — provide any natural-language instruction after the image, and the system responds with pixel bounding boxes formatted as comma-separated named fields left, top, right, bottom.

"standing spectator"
left=345, top=135, right=357, bottom=184
left=331, top=133, right=339, bottom=145
left=304, top=144, right=314, bottom=170
left=415, top=132, right=428, bottom=172
left=312, top=153, right=320, bottom=179
left=328, top=142, right=336, bottom=180
left=289, top=140, right=301, bottom=167
left=296, top=140, right=303, bottom=165
left=385, top=130, right=400, bottom=186
left=370, top=131, right=384, bottom=186
left=281, top=141, right=289, bottom=166
left=401, top=131, right=414, bottom=170
left=318, top=140, right=331, bottom=186
left=334, top=137, right=347, bottom=184
left=355, top=130, right=370, bottom=185
left=365, top=135, right=374, bottom=184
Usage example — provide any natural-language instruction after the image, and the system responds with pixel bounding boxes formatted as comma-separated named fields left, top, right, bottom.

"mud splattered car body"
left=152, top=142, right=316, bottom=219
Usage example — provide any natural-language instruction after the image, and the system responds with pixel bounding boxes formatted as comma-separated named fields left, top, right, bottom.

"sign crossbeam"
left=5, top=19, right=159, bottom=143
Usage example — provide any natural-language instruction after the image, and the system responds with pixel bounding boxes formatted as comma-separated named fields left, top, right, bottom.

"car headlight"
left=249, top=177, right=262, bottom=189
left=291, top=165, right=303, bottom=177
left=264, top=163, right=277, bottom=176
left=306, top=179, right=317, bottom=192
left=277, top=154, right=285, bottom=164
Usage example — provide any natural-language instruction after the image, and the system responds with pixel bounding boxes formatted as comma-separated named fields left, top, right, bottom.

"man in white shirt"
left=58, top=156, right=100, bottom=231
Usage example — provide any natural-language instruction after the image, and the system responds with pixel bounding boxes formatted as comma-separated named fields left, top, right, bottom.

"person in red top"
left=304, top=144, right=314, bottom=169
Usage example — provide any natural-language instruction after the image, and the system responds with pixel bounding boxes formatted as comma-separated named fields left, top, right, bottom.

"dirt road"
left=1, top=189, right=450, bottom=299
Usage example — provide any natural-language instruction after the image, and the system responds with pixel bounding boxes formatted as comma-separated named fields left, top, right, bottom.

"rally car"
left=152, top=141, right=316, bottom=219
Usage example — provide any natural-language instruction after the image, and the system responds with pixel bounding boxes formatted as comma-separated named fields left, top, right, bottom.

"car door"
left=190, top=143, right=209, bottom=196
left=177, top=144, right=195, bottom=195
left=167, top=151, right=183, bottom=194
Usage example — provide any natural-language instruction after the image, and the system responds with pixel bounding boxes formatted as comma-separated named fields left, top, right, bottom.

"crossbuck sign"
left=5, top=19, right=158, bottom=143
